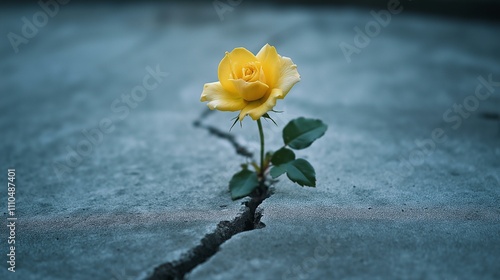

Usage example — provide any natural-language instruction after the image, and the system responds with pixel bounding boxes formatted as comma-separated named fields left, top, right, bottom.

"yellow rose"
left=200, top=44, right=300, bottom=121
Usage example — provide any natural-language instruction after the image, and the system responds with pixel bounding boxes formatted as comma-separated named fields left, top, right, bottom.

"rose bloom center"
left=239, top=62, right=262, bottom=82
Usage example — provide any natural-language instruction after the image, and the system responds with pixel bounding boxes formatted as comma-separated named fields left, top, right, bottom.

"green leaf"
left=229, top=169, right=259, bottom=200
left=271, top=148, right=295, bottom=165
left=285, top=159, right=316, bottom=187
left=270, top=164, right=287, bottom=179
left=270, top=158, right=316, bottom=187
left=283, top=117, right=327, bottom=150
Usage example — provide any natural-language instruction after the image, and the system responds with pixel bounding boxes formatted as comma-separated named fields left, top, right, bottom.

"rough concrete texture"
left=1, top=2, right=500, bottom=280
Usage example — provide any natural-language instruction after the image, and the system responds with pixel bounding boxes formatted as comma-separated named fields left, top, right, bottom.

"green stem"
left=256, top=118, right=265, bottom=176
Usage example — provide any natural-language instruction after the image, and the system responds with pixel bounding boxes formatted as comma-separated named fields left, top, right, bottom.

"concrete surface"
left=1, top=2, right=500, bottom=280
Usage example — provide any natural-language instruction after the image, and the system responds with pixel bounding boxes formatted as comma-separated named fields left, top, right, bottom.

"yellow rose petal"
left=201, top=82, right=247, bottom=111
left=275, top=56, right=301, bottom=97
left=256, top=44, right=280, bottom=89
left=229, top=79, right=269, bottom=102
left=218, top=54, right=238, bottom=94
left=238, top=88, right=283, bottom=121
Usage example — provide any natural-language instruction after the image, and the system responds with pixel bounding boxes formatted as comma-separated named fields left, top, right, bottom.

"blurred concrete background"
left=1, top=0, right=499, bottom=279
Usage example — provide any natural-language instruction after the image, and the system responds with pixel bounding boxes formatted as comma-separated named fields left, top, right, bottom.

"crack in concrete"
left=145, top=109, right=268, bottom=280
left=146, top=199, right=265, bottom=280
left=193, top=109, right=253, bottom=158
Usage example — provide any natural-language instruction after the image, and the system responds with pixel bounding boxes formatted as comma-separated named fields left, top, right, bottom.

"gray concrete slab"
left=1, top=2, right=499, bottom=280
